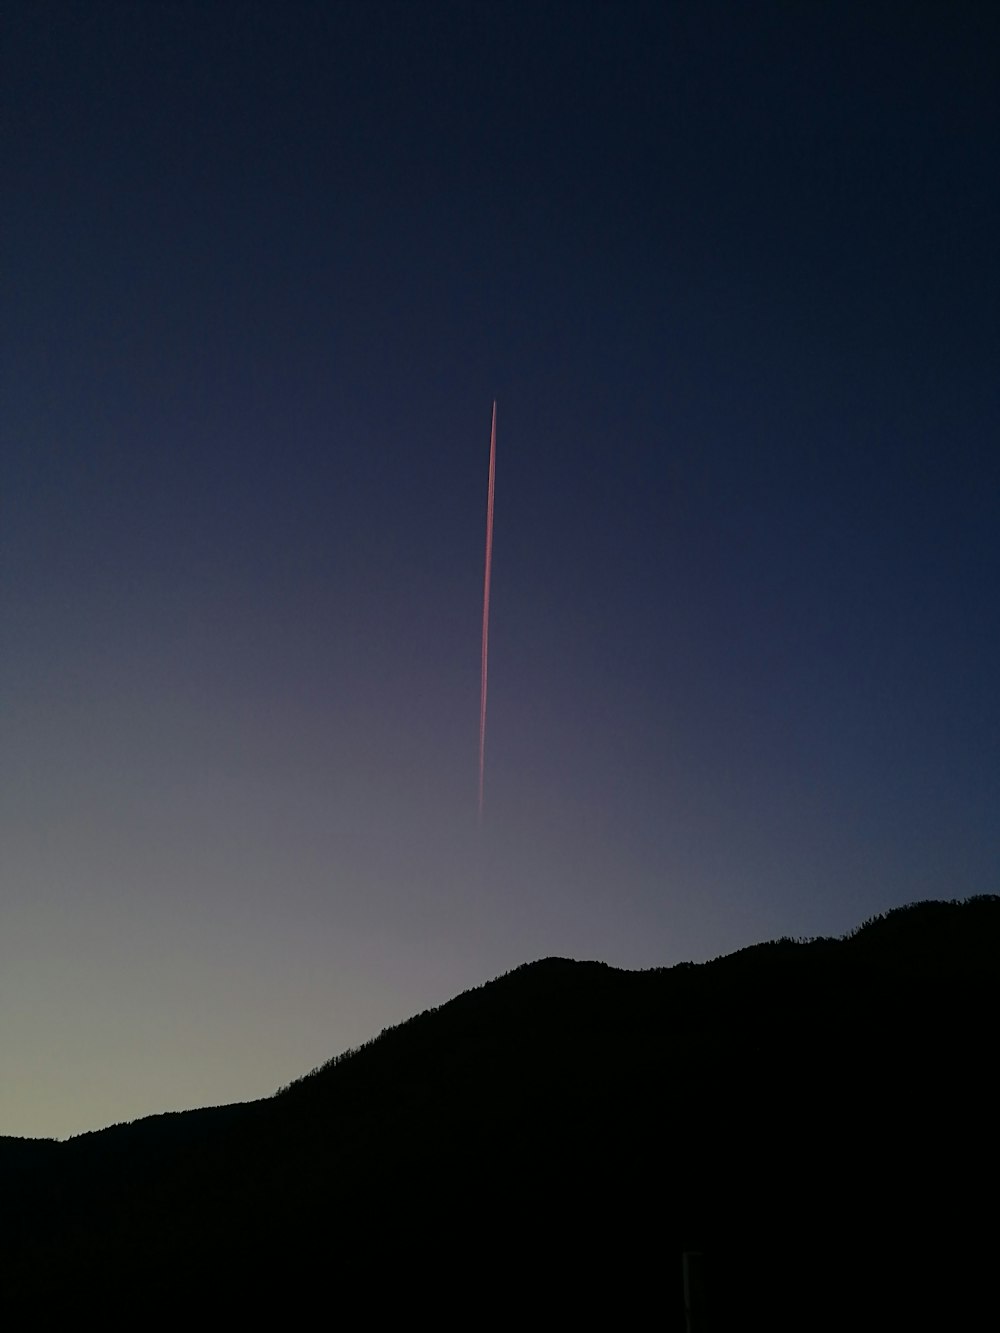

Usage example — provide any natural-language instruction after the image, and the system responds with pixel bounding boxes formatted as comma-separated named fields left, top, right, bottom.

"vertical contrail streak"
left=479, top=400, right=497, bottom=823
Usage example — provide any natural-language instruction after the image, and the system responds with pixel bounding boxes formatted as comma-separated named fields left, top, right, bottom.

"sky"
left=3, top=1, right=998, bottom=1139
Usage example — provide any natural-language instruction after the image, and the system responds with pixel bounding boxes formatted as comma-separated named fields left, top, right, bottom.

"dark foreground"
left=4, top=897, right=997, bottom=1326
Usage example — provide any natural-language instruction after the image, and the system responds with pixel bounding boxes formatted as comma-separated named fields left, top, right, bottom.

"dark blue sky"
left=3, top=1, right=998, bottom=1137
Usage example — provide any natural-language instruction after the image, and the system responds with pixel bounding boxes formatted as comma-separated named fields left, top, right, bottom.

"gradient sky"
left=4, top=1, right=998, bottom=1139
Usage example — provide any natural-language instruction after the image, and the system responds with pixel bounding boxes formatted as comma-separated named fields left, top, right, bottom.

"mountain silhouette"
left=4, top=895, right=997, bottom=1326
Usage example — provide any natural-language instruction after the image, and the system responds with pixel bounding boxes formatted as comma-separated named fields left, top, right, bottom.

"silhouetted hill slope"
left=4, top=896, right=997, bottom=1326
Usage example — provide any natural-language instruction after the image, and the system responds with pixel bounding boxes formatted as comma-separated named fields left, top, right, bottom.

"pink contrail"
left=479, top=400, right=497, bottom=822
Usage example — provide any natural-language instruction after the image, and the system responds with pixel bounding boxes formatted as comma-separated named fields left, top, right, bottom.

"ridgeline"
left=4, top=896, right=997, bottom=1325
